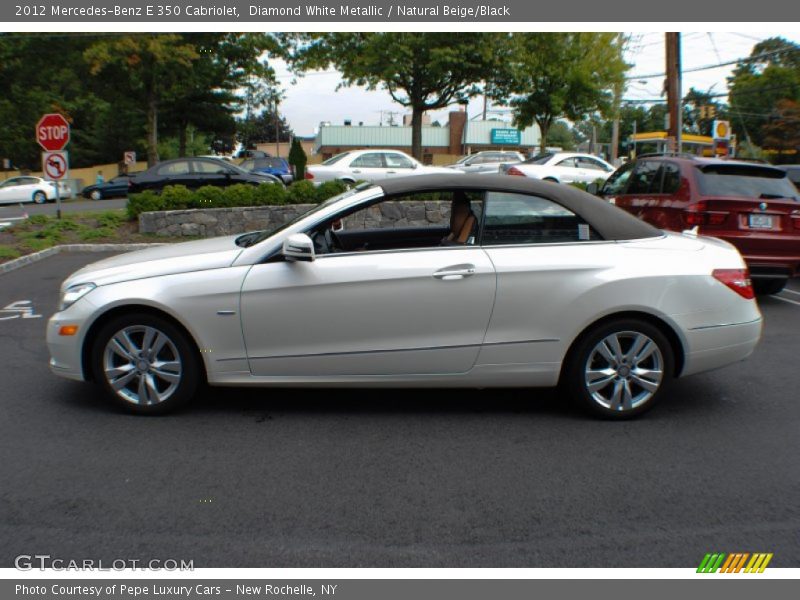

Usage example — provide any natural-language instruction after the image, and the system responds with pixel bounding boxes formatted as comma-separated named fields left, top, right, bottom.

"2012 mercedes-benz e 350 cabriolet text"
left=47, top=175, right=762, bottom=418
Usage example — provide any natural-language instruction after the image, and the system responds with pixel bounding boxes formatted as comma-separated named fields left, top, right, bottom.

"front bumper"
left=46, top=299, right=98, bottom=382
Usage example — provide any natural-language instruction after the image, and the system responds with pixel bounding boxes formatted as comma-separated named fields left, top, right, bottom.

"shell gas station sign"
left=712, top=120, right=731, bottom=156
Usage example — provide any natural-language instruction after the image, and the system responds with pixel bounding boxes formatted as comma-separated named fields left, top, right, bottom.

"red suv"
left=593, top=155, right=800, bottom=294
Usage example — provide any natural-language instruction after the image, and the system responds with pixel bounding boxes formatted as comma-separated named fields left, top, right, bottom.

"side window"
left=661, top=162, right=681, bottom=194
left=350, top=153, right=385, bottom=168
left=556, top=157, right=578, bottom=169
left=627, top=161, right=663, bottom=194
left=312, top=190, right=484, bottom=254
left=240, top=159, right=255, bottom=171
left=157, top=161, right=191, bottom=176
left=579, top=157, right=612, bottom=172
left=482, top=192, right=599, bottom=245
left=193, top=160, right=228, bottom=174
left=601, top=162, right=634, bottom=195
left=384, top=153, right=414, bottom=169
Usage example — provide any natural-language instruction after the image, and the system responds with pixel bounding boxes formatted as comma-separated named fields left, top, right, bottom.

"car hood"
left=63, top=235, right=244, bottom=289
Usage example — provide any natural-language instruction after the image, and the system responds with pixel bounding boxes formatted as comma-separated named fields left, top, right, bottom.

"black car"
left=128, top=157, right=282, bottom=194
left=778, top=165, right=800, bottom=190
left=81, top=174, right=132, bottom=200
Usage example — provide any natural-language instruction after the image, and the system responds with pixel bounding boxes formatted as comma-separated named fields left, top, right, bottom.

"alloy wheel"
left=103, top=325, right=182, bottom=405
left=584, top=330, right=664, bottom=412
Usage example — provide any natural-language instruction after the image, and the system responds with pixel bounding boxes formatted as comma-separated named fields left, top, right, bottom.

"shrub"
left=288, top=138, right=308, bottom=180
left=127, top=191, right=165, bottom=219
left=222, top=184, right=257, bottom=207
left=286, top=180, right=318, bottom=204
left=253, top=182, right=288, bottom=206
left=192, top=185, right=226, bottom=208
left=315, top=179, right=349, bottom=203
left=160, top=185, right=194, bottom=210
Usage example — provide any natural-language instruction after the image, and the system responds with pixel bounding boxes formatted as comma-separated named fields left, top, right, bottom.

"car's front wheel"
left=90, top=190, right=103, bottom=201
left=91, top=313, right=200, bottom=414
left=564, top=319, right=674, bottom=419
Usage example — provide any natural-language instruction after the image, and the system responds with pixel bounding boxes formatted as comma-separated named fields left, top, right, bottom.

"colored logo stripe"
left=697, top=553, right=773, bottom=573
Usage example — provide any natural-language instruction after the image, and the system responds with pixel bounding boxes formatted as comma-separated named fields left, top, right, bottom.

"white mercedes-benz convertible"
left=47, top=175, right=762, bottom=418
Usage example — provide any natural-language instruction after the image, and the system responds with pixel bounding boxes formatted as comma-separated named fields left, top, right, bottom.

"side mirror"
left=411, top=162, right=418, bottom=170
left=282, top=233, right=315, bottom=262
left=586, top=182, right=600, bottom=195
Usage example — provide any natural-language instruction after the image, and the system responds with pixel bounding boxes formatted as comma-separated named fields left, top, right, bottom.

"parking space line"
left=773, top=295, right=800, bottom=307
left=781, top=288, right=800, bottom=296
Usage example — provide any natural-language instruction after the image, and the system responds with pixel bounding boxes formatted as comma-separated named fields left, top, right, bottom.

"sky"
left=272, top=31, right=800, bottom=137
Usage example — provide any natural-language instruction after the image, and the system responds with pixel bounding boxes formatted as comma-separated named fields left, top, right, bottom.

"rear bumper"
left=743, top=257, right=800, bottom=279
left=681, top=317, right=763, bottom=377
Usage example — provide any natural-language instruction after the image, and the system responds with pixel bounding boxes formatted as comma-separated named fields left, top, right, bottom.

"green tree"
left=491, top=33, right=630, bottom=154
left=238, top=107, right=293, bottom=148
left=288, top=138, right=308, bottom=180
left=287, top=33, right=498, bottom=160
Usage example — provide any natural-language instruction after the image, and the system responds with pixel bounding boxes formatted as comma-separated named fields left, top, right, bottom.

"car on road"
left=778, top=164, right=800, bottom=190
left=128, top=157, right=283, bottom=194
left=305, top=149, right=457, bottom=184
left=503, top=152, right=615, bottom=184
left=0, top=176, right=72, bottom=204
left=446, top=151, right=526, bottom=174
left=590, top=155, right=800, bottom=295
left=81, top=174, right=132, bottom=201
left=240, top=156, right=294, bottom=185
left=47, top=174, right=762, bottom=419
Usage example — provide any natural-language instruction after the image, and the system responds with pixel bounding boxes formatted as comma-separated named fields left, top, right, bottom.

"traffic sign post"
left=36, top=113, right=70, bottom=218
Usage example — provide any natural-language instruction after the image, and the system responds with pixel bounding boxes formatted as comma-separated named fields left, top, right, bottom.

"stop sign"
left=36, top=113, right=70, bottom=152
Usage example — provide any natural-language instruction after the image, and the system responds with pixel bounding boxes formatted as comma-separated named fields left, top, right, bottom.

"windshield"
left=322, top=152, right=351, bottom=166
left=235, top=182, right=376, bottom=248
left=697, top=166, right=799, bottom=200
left=524, top=153, right=555, bottom=165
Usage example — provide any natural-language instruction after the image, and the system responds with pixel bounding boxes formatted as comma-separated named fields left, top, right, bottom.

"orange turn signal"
left=58, top=325, right=79, bottom=336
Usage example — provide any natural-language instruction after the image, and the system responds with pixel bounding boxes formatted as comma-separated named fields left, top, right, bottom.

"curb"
left=0, top=243, right=165, bottom=276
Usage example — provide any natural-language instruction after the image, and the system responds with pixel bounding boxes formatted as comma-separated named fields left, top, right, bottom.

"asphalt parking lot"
left=0, top=197, right=127, bottom=219
left=1, top=251, right=799, bottom=568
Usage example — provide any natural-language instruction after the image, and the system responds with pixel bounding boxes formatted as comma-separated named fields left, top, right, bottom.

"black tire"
left=542, top=177, right=559, bottom=183
left=90, top=312, right=201, bottom=415
left=32, top=191, right=47, bottom=204
left=563, top=318, right=675, bottom=419
left=753, top=279, right=787, bottom=296
left=90, top=189, right=103, bottom=201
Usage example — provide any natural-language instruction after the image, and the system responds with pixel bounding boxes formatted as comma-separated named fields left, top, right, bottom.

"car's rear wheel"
left=564, top=319, right=674, bottom=419
left=90, top=190, right=102, bottom=201
left=91, top=313, right=200, bottom=415
left=32, top=191, right=47, bottom=204
left=753, top=279, right=787, bottom=296
left=542, top=177, right=559, bottom=183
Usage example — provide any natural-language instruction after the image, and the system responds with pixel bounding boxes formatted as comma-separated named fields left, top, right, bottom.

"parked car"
left=778, top=165, right=800, bottom=190
left=503, top=152, right=615, bottom=184
left=589, top=155, right=800, bottom=295
left=306, top=149, right=458, bottom=184
left=0, top=176, right=71, bottom=204
left=128, top=157, right=282, bottom=194
left=48, top=174, right=761, bottom=419
left=446, top=151, right=525, bottom=174
left=240, top=156, right=294, bottom=185
left=236, top=149, right=270, bottom=159
left=81, top=174, right=132, bottom=201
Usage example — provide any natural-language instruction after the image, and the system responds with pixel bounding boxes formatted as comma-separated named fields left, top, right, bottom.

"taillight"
left=683, top=202, right=729, bottom=227
left=712, top=268, right=755, bottom=300
left=791, top=210, right=800, bottom=230
left=506, top=166, right=525, bottom=177
left=304, top=171, right=314, bottom=180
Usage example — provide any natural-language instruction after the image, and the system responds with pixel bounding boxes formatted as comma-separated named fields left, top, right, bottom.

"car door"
left=151, top=160, right=193, bottom=191
left=189, top=159, right=229, bottom=188
left=553, top=157, right=581, bottom=182
left=477, top=191, right=612, bottom=373
left=239, top=195, right=497, bottom=377
left=576, top=156, right=613, bottom=183
left=347, top=152, right=389, bottom=182
left=0, top=178, right=25, bottom=204
left=614, top=160, right=664, bottom=217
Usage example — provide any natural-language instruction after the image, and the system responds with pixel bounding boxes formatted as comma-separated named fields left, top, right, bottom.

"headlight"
left=59, top=283, right=96, bottom=311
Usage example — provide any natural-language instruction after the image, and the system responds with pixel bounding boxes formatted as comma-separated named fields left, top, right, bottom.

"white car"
left=504, top=152, right=615, bottom=184
left=0, top=176, right=71, bottom=204
left=447, top=151, right=526, bottom=174
left=306, top=149, right=457, bottom=184
left=47, top=174, right=762, bottom=419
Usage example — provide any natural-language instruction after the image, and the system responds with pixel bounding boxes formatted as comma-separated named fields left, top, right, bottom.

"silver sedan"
left=47, top=175, right=762, bottom=418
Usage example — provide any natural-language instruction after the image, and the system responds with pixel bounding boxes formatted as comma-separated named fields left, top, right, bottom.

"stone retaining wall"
left=139, top=201, right=454, bottom=238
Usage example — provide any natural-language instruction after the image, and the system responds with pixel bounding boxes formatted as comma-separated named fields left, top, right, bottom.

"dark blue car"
left=239, top=157, right=294, bottom=185
left=81, top=174, right=132, bottom=200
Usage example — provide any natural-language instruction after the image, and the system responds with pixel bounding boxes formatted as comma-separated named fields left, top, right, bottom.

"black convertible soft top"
left=378, top=174, right=661, bottom=241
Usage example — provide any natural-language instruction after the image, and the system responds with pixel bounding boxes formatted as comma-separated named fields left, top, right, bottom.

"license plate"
left=749, top=214, right=774, bottom=229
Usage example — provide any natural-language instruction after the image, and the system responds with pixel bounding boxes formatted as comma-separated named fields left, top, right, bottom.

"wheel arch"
left=558, top=310, right=686, bottom=385
left=80, top=303, right=207, bottom=383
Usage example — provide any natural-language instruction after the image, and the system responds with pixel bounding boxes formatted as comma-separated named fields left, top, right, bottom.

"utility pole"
left=274, top=98, right=280, bottom=158
left=665, top=32, right=682, bottom=154
left=610, top=82, right=622, bottom=163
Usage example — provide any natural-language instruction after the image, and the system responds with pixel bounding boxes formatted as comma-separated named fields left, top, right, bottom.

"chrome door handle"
left=433, top=265, right=476, bottom=280
left=386, top=170, right=396, bottom=174
left=352, top=169, right=361, bottom=173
